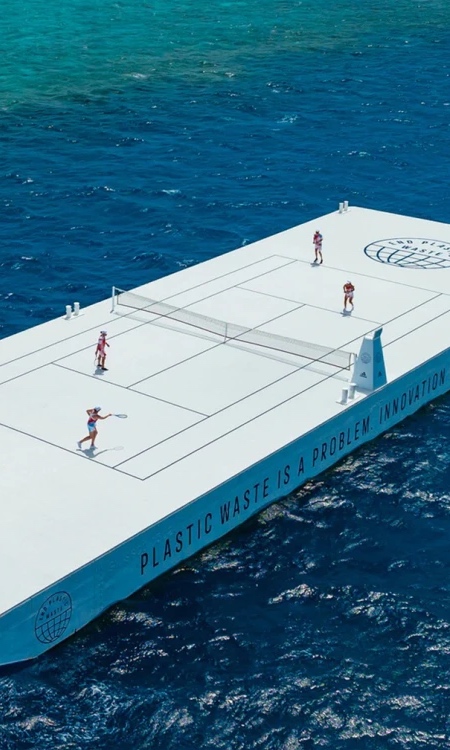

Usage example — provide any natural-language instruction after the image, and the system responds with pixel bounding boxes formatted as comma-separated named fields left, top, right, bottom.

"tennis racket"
left=113, top=413, right=128, bottom=419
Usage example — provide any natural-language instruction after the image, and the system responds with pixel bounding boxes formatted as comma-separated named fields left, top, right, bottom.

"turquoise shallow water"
left=3, top=0, right=450, bottom=107
left=1, top=1, right=450, bottom=748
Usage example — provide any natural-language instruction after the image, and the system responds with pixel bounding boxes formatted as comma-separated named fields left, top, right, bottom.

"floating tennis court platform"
left=1, top=204, right=450, bottom=665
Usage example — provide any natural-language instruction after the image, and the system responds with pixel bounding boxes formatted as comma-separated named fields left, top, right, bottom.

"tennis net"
left=113, top=287, right=355, bottom=369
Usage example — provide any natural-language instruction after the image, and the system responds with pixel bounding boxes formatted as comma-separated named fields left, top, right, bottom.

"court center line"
left=113, top=354, right=349, bottom=471
left=126, top=303, right=306, bottom=388
left=115, top=365, right=352, bottom=480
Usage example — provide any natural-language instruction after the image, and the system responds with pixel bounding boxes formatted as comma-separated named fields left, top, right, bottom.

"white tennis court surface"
left=1, top=205, right=450, bottom=620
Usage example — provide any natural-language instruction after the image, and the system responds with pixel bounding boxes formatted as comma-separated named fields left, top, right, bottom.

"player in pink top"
left=313, top=230, right=323, bottom=264
left=96, top=330, right=110, bottom=370
left=77, top=406, right=112, bottom=450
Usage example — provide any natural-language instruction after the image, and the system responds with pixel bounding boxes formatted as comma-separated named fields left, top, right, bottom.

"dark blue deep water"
left=1, top=1, right=450, bottom=747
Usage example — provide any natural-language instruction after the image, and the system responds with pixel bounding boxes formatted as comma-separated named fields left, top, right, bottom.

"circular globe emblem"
left=364, top=238, right=450, bottom=269
left=35, top=592, right=72, bottom=644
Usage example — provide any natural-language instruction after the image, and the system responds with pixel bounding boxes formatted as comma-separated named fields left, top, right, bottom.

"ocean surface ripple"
left=1, top=1, right=450, bottom=747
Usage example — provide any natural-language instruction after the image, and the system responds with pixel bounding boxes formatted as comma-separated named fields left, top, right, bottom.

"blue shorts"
left=87, top=423, right=96, bottom=433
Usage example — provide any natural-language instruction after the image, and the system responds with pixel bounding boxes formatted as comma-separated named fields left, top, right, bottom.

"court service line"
left=274, top=253, right=450, bottom=296
left=238, top=284, right=381, bottom=325
left=51, top=362, right=210, bottom=418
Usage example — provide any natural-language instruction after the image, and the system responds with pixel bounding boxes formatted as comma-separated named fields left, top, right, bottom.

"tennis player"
left=343, top=280, right=355, bottom=311
left=313, top=230, right=323, bottom=264
left=77, top=406, right=112, bottom=450
left=96, top=330, right=110, bottom=370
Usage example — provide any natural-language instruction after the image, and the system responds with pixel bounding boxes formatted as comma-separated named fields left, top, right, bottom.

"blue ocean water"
left=1, top=0, right=450, bottom=747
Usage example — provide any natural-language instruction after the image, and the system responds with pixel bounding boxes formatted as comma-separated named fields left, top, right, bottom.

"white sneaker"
left=77, top=441, right=82, bottom=450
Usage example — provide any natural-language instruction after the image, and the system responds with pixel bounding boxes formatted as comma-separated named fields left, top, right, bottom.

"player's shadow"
left=341, top=308, right=353, bottom=316
left=78, top=446, right=124, bottom=458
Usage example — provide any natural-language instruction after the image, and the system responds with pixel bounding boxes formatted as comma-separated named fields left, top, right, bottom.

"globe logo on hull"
left=35, top=592, right=73, bottom=644
left=364, top=238, right=450, bottom=269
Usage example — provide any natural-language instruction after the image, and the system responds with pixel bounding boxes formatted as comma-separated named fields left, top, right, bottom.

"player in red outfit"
left=313, top=230, right=323, bottom=264
left=343, top=281, right=355, bottom=311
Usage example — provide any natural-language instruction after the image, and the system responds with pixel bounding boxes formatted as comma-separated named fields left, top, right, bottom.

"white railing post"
left=111, top=286, right=116, bottom=312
